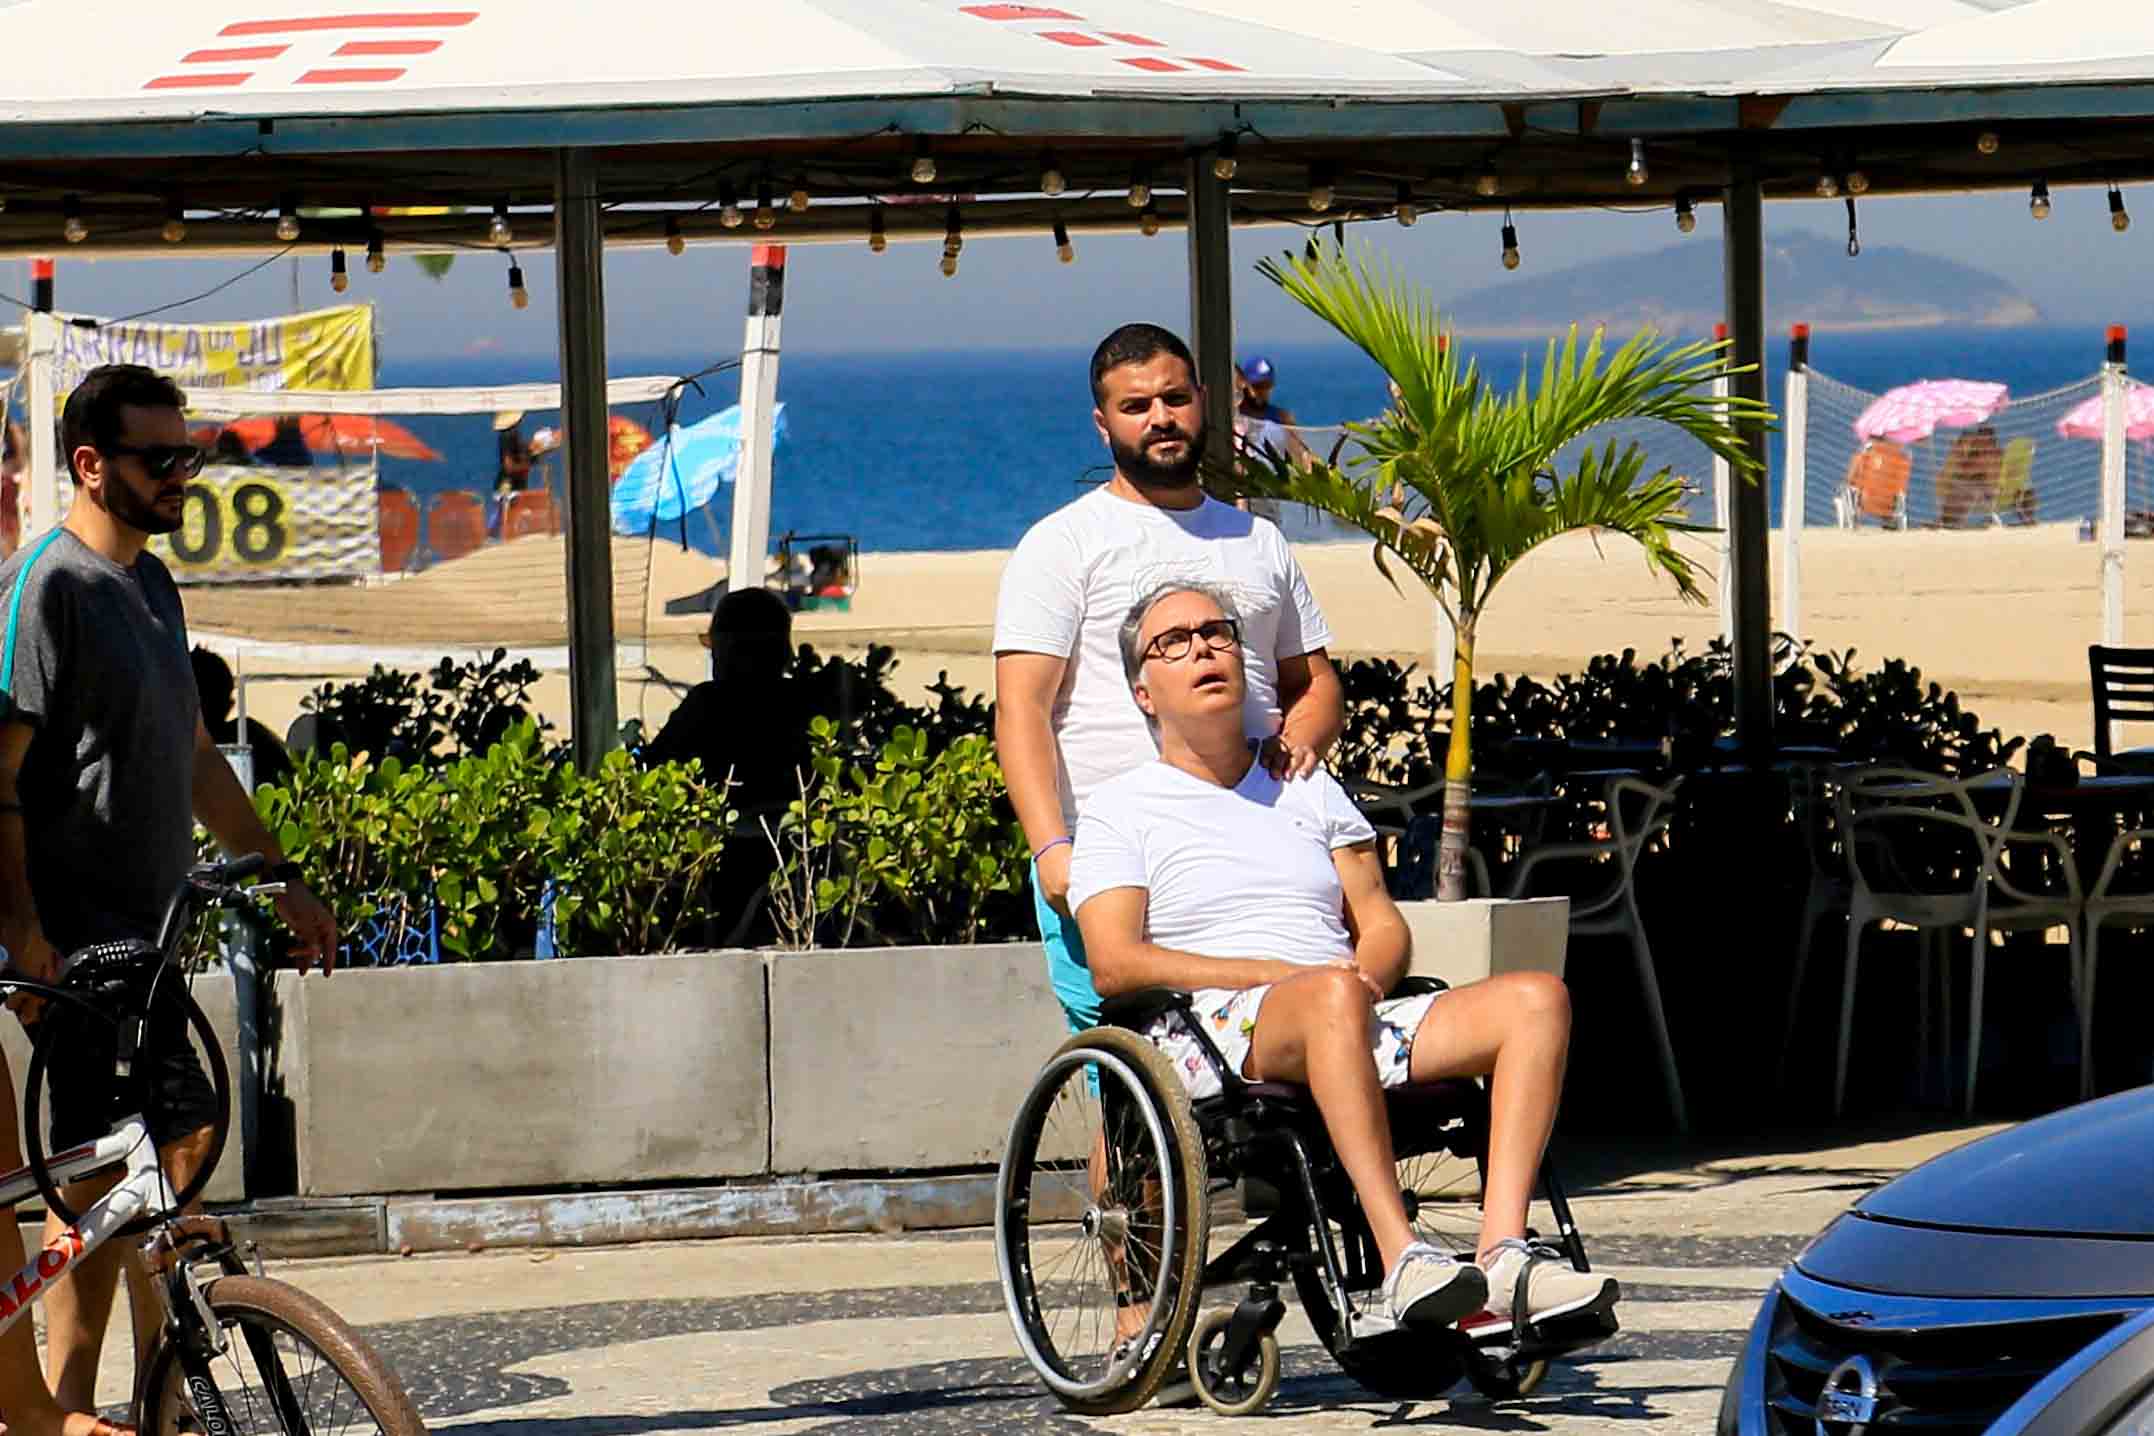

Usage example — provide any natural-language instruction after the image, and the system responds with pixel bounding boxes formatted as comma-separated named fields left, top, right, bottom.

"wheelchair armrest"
left=1098, top=988, right=1194, bottom=1031
left=1388, top=974, right=1450, bottom=1000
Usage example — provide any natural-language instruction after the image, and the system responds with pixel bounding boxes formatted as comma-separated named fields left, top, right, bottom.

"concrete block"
left=0, top=972, right=245, bottom=1207
left=1400, top=897, right=1571, bottom=990
left=768, top=942, right=1067, bottom=1174
left=222, top=1197, right=385, bottom=1259
left=279, top=953, right=769, bottom=1196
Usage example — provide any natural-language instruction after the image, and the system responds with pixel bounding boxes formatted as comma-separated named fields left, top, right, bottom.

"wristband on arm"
left=1032, top=835, right=1072, bottom=864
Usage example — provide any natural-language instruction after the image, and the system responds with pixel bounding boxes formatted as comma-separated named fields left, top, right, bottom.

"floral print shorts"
left=1144, top=981, right=1442, bottom=1102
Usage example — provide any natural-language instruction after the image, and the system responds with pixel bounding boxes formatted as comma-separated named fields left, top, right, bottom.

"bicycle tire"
left=135, top=1274, right=424, bottom=1436
left=23, top=982, right=231, bottom=1230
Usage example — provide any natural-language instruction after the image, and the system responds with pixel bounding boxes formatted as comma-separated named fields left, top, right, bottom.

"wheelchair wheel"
left=996, top=1027, right=1208, bottom=1415
left=1291, top=1261, right=1464, bottom=1401
left=1396, top=1146, right=1485, bottom=1257
left=1188, top=1306, right=1280, bottom=1416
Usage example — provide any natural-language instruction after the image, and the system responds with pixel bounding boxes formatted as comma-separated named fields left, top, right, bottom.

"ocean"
left=370, top=324, right=2123, bottom=556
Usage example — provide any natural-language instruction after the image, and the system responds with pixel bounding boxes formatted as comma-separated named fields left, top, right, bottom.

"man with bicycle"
left=0, top=364, right=336, bottom=1432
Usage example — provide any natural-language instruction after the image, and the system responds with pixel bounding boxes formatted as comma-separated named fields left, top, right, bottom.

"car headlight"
left=1720, top=1282, right=1781, bottom=1436
left=2108, top=1384, right=2154, bottom=1435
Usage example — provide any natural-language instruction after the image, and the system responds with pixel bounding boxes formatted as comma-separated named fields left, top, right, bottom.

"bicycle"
left=0, top=853, right=423, bottom=1436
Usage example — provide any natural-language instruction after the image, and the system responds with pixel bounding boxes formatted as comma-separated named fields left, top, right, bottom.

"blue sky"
left=12, top=184, right=2147, bottom=370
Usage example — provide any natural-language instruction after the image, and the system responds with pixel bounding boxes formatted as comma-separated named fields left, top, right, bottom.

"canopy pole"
left=2101, top=326, right=2129, bottom=661
left=1722, top=169, right=1773, bottom=757
left=1186, top=153, right=1235, bottom=472
left=554, top=147, right=618, bottom=773
left=1710, top=321, right=1734, bottom=651
left=1780, top=323, right=1811, bottom=647
left=24, top=310, right=57, bottom=542
left=727, top=244, right=786, bottom=605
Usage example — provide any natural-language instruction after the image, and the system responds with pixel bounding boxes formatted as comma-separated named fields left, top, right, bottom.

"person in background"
left=190, top=646, right=295, bottom=795
left=253, top=416, right=313, bottom=468
left=1238, top=354, right=1298, bottom=427
left=494, top=411, right=534, bottom=495
left=0, top=420, right=25, bottom=557
left=211, top=429, right=257, bottom=467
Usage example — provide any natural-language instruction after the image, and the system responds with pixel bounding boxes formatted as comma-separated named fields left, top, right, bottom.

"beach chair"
left=377, top=487, right=420, bottom=573
left=427, top=491, right=487, bottom=564
left=1841, top=441, right=1910, bottom=529
left=2089, top=646, right=2154, bottom=772
left=1993, top=437, right=2037, bottom=524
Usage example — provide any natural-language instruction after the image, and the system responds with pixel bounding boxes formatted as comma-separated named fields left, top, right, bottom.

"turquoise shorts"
left=1032, top=859, right=1101, bottom=1034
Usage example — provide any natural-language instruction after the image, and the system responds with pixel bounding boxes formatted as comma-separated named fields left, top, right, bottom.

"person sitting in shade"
left=1069, top=578, right=1620, bottom=1334
left=190, top=646, right=294, bottom=794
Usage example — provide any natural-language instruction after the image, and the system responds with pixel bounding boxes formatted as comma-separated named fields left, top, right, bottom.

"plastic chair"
left=1841, top=441, right=1910, bottom=530
left=1776, top=762, right=1853, bottom=1092
left=427, top=491, right=487, bottom=563
left=501, top=489, right=559, bottom=541
left=377, top=487, right=419, bottom=573
left=1993, top=437, right=2036, bottom=524
left=2089, top=646, right=2154, bottom=772
left=2082, top=829, right=2154, bottom=1097
left=1494, top=776, right=1688, bottom=1133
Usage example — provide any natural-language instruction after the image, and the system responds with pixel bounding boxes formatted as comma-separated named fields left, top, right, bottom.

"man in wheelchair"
left=1067, top=580, right=1619, bottom=1334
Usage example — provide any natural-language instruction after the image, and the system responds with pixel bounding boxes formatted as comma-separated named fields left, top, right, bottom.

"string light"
left=1128, top=167, right=1152, bottom=209
left=665, top=216, right=685, bottom=256
left=1307, top=165, right=1334, bottom=213
left=1039, top=152, right=1066, bottom=197
left=330, top=247, right=349, bottom=293
left=1977, top=130, right=2001, bottom=156
left=508, top=258, right=529, bottom=310
left=275, top=197, right=301, bottom=243
left=1139, top=201, right=1161, bottom=238
left=2112, top=185, right=2132, bottom=233
left=1846, top=170, right=1871, bottom=196
left=789, top=178, right=811, bottom=214
left=1474, top=165, right=1500, bottom=198
left=754, top=180, right=776, bottom=231
left=1845, top=196, right=1861, bottom=257
left=487, top=203, right=513, bottom=246
left=911, top=141, right=937, bottom=185
left=943, top=203, right=963, bottom=259
left=1500, top=216, right=1520, bottom=271
left=366, top=231, right=386, bottom=273
left=2030, top=180, right=2052, bottom=220
left=940, top=252, right=958, bottom=278
left=1674, top=195, right=1696, bottom=234
left=62, top=195, right=86, bottom=244
left=161, top=196, right=186, bottom=245
left=1213, top=132, right=1239, bottom=181
left=868, top=206, right=887, bottom=254
left=1626, top=138, right=1649, bottom=187
left=1815, top=173, right=1840, bottom=199
left=1053, top=218, right=1074, bottom=264
left=1394, top=182, right=1417, bottom=227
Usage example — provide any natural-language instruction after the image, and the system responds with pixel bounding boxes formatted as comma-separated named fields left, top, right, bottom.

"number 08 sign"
left=150, top=464, right=378, bottom=584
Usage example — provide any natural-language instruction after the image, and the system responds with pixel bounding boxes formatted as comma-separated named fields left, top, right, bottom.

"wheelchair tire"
left=996, top=1026, right=1208, bottom=1416
left=1188, top=1306, right=1280, bottom=1417
left=1290, top=1264, right=1465, bottom=1401
left=1462, top=1347, right=1550, bottom=1400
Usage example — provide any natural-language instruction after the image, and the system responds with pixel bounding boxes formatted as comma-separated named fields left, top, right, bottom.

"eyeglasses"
left=1143, top=617, right=1241, bottom=664
left=101, top=443, right=206, bottom=481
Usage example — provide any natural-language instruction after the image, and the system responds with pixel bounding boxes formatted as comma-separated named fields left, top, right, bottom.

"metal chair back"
left=2090, top=646, right=2154, bottom=760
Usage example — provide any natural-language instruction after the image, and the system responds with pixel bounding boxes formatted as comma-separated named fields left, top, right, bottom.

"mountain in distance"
left=1441, top=228, right=2040, bottom=337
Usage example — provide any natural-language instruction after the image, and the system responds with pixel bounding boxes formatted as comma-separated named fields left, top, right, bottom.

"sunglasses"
left=1143, top=617, right=1242, bottom=664
left=101, top=443, right=207, bottom=482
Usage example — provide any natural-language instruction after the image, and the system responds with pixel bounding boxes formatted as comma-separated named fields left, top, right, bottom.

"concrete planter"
left=1398, top=897, right=1571, bottom=989
left=274, top=954, right=769, bottom=1197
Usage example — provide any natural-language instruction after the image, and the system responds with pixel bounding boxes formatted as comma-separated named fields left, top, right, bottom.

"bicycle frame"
left=0, top=1114, right=163, bottom=1337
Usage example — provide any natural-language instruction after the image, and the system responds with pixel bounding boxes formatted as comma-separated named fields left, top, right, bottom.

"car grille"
left=1768, top=1292, right=2123, bottom=1433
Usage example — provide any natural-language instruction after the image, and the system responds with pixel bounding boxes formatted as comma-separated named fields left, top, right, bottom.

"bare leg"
left=1405, top=972, right=1572, bottom=1260
left=1245, top=968, right=1417, bottom=1271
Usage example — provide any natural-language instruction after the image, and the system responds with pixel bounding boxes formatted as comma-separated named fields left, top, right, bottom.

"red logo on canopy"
left=960, top=3, right=1243, bottom=72
left=144, top=11, right=477, bottom=91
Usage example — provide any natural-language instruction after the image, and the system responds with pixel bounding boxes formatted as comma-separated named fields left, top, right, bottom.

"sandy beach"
left=188, top=521, right=2145, bottom=755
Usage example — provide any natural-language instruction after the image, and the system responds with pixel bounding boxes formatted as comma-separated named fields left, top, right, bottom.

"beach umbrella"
left=217, top=414, right=442, bottom=461
left=608, top=415, right=655, bottom=481
left=1853, top=379, right=2010, bottom=444
left=610, top=403, right=786, bottom=535
left=2055, top=382, right=2154, bottom=441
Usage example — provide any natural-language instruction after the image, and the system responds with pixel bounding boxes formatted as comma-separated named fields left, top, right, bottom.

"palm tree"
left=1225, top=243, right=1770, bottom=900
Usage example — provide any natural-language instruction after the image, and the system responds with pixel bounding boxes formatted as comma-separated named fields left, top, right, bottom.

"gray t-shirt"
left=0, top=528, right=198, bottom=953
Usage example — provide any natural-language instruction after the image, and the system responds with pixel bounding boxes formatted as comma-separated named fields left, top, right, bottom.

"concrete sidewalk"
left=66, top=1119, right=2005, bottom=1434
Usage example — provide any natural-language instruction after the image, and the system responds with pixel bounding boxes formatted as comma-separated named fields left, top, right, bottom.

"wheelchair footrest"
left=1466, top=1307, right=1619, bottom=1362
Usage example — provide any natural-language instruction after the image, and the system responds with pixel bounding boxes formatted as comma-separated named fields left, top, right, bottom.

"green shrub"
left=535, top=749, right=735, bottom=957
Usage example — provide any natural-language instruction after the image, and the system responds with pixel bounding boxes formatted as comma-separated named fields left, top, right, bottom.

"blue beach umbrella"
left=610, top=402, right=787, bottom=536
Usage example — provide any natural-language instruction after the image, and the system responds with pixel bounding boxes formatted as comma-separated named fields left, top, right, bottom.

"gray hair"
left=1119, top=579, right=1241, bottom=687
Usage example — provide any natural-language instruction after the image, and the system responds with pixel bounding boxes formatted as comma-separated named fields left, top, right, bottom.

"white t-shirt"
left=1068, top=760, right=1376, bottom=967
left=992, top=486, right=1333, bottom=827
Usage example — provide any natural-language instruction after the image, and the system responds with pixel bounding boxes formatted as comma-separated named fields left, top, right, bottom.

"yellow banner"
left=49, top=305, right=373, bottom=396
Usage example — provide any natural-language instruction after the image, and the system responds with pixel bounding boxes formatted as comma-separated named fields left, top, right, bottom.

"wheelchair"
left=994, top=976, right=1616, bottom=1417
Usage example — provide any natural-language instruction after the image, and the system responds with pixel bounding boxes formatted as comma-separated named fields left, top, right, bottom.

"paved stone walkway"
left=65, top=1121, right=2003, bottom=1434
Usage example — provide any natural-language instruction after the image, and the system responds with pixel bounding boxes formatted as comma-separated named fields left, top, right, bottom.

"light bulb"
left=1308, top=169, right=1333, bottom=212
left=789, top=181, right=810, bottom=214
left=754, top=181, right=776, bottom=231
left=1128, top=171, right=1152, bottom=209
left=366, top=233, right=386, bottom=273
left=1674, top=196, right=1696, bottom=234
left=868, top=208, right=886, bottom=254
left=62, top=196, right=85, bottom=244
left=944, top=204, right=962, bottom=257
left=487, top=204, right=512, bottom=246
left=1040, top=154, right=1066, bottom=197
left=1847, top=170, right=1871, bottom=195
left=508, top=261, right=529, bottom=310
left=275, top=200, right=300, bottom=242
left=1626, top=138, right=1649, bottom=187
left=1815, top=174, right=1840, bottom=199
left=1395, top=182, right=1417, bottom=227
left=2031, top=181, right=2052, bottom=220
left=718, top=181, right=742, bottom=229
left=1053, top=219, right=1073, bottom=264
left=1213, top=133, right=1238, bottom=181
left=1500, top=221, right=1520, bottom=270
left=161, top=205, right=186, bottom=244
left=2112, top=187, right=2131, bottom=233
left=1977, top=130, right=2000, bottom=156
left=940, top=252, right=957, bottom=278
left=1140, top=203, right=1161, bottom=238
left=330, top=248, right=348, bottom=293
left=1474, top=166, right=1499, bottom=198
left=664, top=217, right=684, bottom=256
left=911, top=145, right=937, bottom=185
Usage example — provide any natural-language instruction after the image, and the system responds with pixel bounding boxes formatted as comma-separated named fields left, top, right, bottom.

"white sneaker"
left=1383, top=1241, right=1489, bottom=1327
left=1479, top=1237, right=1619, bottom=1326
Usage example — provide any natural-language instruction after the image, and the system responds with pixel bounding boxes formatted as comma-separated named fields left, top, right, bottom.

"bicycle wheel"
left=135, top=1275, right=423, bottom=1436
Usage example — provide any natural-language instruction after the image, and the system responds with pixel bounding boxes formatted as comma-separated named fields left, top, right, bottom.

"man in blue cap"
left=1239, top=355, right=1297, bottom=427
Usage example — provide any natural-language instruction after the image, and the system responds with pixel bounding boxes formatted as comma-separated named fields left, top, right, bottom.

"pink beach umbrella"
left=1853, top=380, right=2011, bottom=444
left=2055, top=382, right=2154, bottom=441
